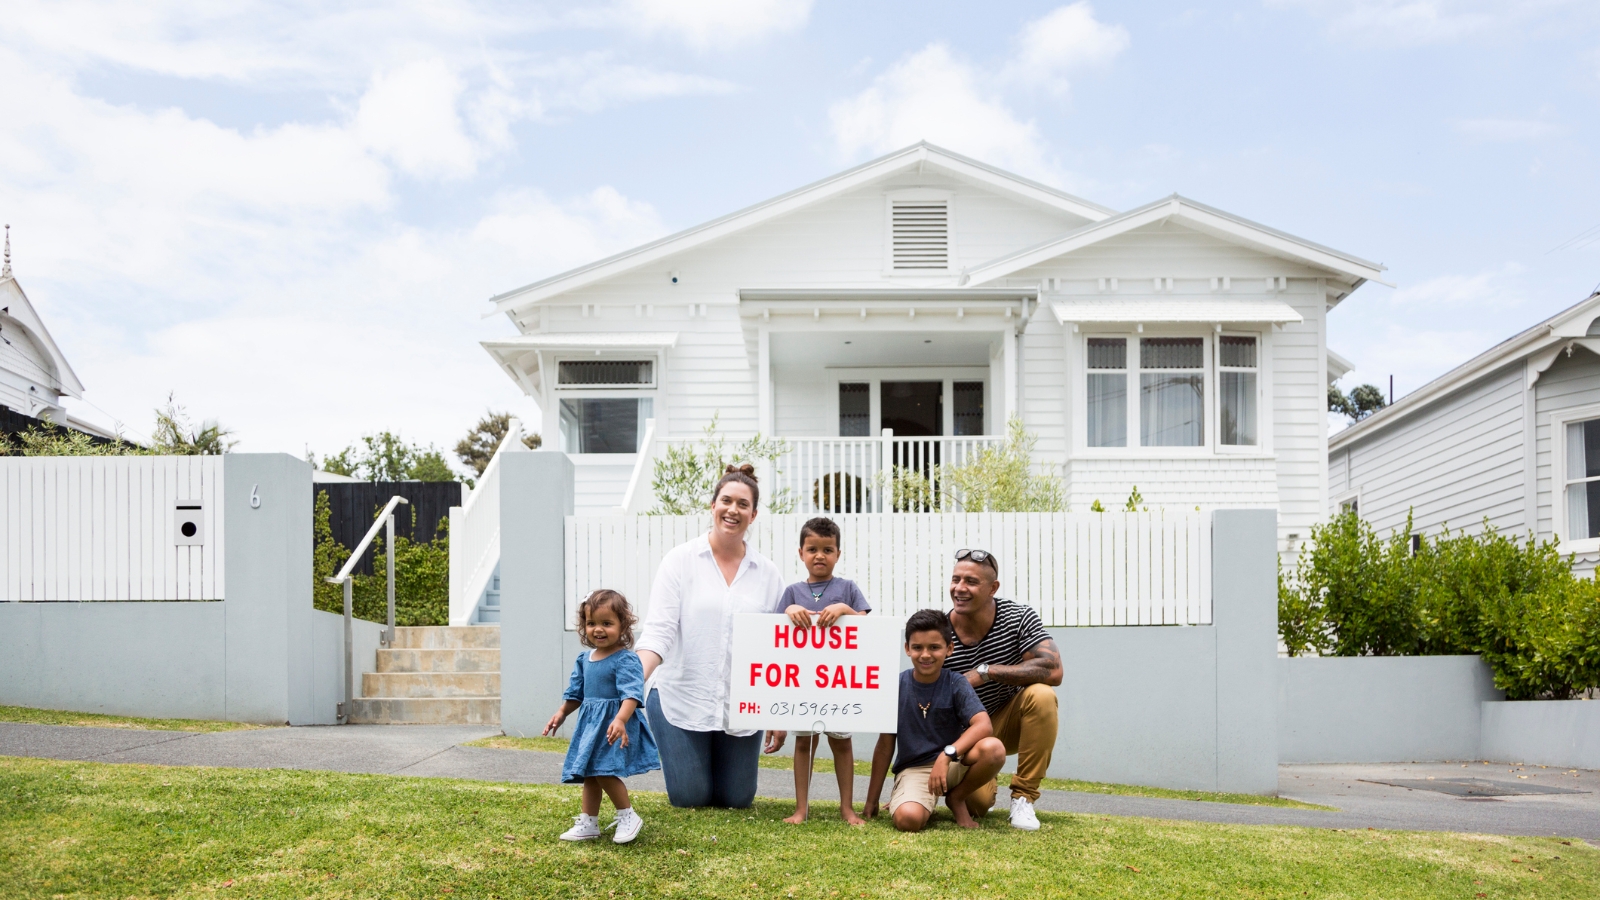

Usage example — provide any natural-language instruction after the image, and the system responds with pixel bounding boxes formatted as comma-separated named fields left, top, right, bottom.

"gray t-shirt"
left=775, top=578, right=872, bottom=614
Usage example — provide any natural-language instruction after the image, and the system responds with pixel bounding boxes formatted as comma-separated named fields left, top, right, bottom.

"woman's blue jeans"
left=646, top=690, right=761, bottom=808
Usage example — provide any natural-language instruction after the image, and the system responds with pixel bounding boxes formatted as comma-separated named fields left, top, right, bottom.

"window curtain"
left=1219, top=372, right=1256, bottom=445
left=1566, top=420, right=1600, bottom=539
left=1140, top=374, right=1204, bottom=446
left=1087, top=374, right=1126, bottom=447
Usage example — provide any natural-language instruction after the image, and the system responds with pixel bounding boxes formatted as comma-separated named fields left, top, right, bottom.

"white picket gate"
left=564, top=512, right=1211, bottom=629
left=1, top=457, right=225, bottom=602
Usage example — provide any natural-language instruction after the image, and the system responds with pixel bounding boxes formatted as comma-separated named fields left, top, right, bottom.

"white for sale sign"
left=727, top=614, right=903, bottom=734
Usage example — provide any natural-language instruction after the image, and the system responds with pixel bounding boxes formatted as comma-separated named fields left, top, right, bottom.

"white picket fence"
left=1, top=457, right=225, bottom=602
left=565, top=512, right=1211, bottom=629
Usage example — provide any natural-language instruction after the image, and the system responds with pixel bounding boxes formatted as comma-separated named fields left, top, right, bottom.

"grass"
left=0, top=704, right=269, bottom=733
left=475, top=734, right=1328, bottom=810
left=3, top=756, right=1594, bottom=900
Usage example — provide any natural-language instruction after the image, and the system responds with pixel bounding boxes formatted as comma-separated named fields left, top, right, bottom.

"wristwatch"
left=976, top=663, right=991, bottom=683
left=943, top=744, right=961, bottom=762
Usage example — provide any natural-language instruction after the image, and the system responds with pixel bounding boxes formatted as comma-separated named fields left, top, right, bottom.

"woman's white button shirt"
left=637, top=533, right=784, bottom=735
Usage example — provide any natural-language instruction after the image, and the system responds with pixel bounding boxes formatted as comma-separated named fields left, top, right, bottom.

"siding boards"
left=1337, top=363, right=1526, bottom=538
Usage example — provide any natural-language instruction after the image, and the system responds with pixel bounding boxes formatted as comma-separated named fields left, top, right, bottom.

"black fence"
left=1, top=405, right=122, bottom=453
left=315, top=481, right=465, bottom=576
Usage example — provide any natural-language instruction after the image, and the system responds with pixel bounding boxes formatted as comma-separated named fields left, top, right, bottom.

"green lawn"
left=474, top=734, right=1327, bottom=809
left=0, top=704, right=269, bottom=733
left=1, top=757, right=1592, bottom=899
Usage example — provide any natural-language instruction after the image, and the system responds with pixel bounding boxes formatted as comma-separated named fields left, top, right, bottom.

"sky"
left=2, top=0, right=1598, bottom=464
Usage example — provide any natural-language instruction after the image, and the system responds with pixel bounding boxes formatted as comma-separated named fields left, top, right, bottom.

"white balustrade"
left=564, top=511, right=1212, bottom=629
left=447, top=421, right=525, bottom=625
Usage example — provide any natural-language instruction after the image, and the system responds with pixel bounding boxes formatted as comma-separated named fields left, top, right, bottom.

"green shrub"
left=1280, top=509, right=1600, bottom=699
left=311, top=492, right=449, bottom=626
left=649, top=414, right=792, bottom=515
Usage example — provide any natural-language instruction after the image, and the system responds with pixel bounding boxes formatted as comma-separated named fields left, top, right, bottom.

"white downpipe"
left=448, top=420, right=525, bottom=626
left=616, top=418, right=658, bottom=515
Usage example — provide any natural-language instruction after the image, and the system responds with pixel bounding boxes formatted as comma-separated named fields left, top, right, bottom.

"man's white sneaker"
left=1009, top=796, right=1041, bottom=831
left=559, top=813, right=601, bottom=841
left=610, top=808, right=644, bottom=844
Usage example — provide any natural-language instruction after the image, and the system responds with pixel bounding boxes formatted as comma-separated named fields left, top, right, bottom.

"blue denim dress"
left=561, top=648, right=660, bottom=784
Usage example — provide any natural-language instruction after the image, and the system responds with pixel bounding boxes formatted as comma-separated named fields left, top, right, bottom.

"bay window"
left=1080, top=332, right=1263, bottom=451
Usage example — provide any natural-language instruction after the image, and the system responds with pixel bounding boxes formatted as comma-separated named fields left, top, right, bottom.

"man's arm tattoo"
left=987, top=638, right=1063, bottom=687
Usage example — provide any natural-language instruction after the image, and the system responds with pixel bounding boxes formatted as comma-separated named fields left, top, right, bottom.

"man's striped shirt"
left=942, top=598, right=1051, bottom=716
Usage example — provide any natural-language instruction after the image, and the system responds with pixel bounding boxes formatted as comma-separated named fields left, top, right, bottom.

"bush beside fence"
left=1279, top=511, right=1600, bottom=700
left=311, top=492, right=449, bottom=626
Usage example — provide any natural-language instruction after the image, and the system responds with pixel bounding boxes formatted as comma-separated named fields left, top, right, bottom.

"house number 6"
left=250, top=484, right=261, bottom=509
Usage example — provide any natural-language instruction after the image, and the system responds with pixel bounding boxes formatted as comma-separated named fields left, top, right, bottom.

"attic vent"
left=891, top=200, right=949, bottom=270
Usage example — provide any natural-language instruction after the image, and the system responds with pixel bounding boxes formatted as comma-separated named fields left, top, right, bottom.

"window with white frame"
left=1565, top=417, right=1600, bottom=540
left=1082, top=333, right=1261, bottom=451
left=556, top=359, right=654, bottom=454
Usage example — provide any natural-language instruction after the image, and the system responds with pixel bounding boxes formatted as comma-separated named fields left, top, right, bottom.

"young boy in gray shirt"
left=763, top=517, right=871, bottom=824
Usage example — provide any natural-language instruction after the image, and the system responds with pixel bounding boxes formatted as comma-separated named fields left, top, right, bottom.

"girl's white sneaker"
left=560, top=813, right=601, bottom=841
left=610, top=808, right=644, bottom=844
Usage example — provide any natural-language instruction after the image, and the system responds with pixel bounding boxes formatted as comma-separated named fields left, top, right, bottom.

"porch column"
left=757, top=326, right=773, bottom=436
left=1001, top=326, right=1018, bottom=424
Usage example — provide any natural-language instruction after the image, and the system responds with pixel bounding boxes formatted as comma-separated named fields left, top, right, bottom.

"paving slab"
left=3, top=723, right=1598, bottom=840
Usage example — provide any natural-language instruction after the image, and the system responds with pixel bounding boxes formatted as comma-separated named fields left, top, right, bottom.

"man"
left=942, top=548, right=1062, bottom=831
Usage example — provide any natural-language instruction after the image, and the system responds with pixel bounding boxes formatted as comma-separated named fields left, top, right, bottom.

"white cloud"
left=1004, top=3, right=1130, bottom=93
left=529, top=53, right=739, bottom=115
left=1455, top=117, right=1564, bottom=142
left=829, top=44, right=1053, bottom=179
left=617, top=0, right=813, bottom=50
left=1270, top=0, right=1590, bottom=47
left=1384, top=264, right=1527, bottom=308
left=355, top=60, right=489, bottom=180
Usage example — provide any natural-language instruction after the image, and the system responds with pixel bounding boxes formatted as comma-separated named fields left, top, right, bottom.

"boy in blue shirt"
left=863, top=609, right=1007, bottom=831
left=764, top=517, right=872, bottom=824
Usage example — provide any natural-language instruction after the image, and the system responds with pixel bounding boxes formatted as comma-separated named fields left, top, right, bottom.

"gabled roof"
left=486, top=142, right=1115, bottom=316
left=962, top=195, right=1390, bottom=290
left=1330, top=291, right=1600, bottom=450
left=0, top=274, right=85, bottom=399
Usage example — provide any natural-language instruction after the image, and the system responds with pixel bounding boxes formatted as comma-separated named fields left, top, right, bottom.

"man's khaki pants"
left=966, top=683, right=1059, bottom=812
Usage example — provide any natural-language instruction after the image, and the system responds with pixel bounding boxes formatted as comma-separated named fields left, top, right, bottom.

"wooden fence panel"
left=563, top=512, right=1213, bottom=629
left=0, top=457, right=225, bottom=601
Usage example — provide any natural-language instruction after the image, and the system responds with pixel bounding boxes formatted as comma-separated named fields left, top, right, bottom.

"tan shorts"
left=797, top=731, right=852, bottom=742
left=888, top=761, right=969, bottom=814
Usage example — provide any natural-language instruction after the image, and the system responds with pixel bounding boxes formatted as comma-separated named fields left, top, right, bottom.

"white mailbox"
left=174, top=501, right=205, bottom=546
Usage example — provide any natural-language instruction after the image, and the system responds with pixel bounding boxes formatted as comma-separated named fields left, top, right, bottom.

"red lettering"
left=850, top=666, right=862, bottom=689
left=793, top=626, right=807, bottom=648
left=749, top=663, right=763, bottom=686
left=774, top=625, right=789, bottom=648
left=809, top=626, right=825, bottom=649
left=815, top=664, right=829, bottom=688
left=828, top=626, right=842, bottom=649
left=866, top=666, right=879, bottom=689
left=765, top=664, right=782, bottom=688
left=784, top=664, right=799, bottom=687
left=831, top=665, right=847, bottom=688
left=844, top=626, right=858, bottom=650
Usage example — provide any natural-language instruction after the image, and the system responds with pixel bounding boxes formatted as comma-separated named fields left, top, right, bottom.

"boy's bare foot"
left=949, top=805, right=980, bottom=829
left=840, top=807, right=865, bottom=826
left=782, top=809, right=809, bottom=824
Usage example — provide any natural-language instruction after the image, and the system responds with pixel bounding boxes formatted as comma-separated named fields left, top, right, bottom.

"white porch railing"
left=565, top=511, right=1212, bottom=629
left=447, top=421, right=526, bottom=625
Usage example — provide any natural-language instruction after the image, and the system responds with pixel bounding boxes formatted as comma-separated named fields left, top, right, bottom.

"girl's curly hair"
left=576, top=589, right=637, bottom=649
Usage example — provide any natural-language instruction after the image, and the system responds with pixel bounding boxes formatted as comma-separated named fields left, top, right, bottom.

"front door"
left=880, top=381, right=942, bottom=436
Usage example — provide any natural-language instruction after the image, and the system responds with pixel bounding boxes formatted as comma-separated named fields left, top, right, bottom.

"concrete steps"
left=348, top=626, right=501, bottom=725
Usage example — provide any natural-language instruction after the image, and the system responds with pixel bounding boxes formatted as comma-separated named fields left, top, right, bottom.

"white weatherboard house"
left=0, top=229, right=91, bottom=428
left=479, top=143, right=1385, bottom=550
left=1329, top=290, right=1600, bottom=572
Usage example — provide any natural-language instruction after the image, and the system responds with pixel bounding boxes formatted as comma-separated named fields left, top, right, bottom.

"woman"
left=635, top=464, right=785, bottom=808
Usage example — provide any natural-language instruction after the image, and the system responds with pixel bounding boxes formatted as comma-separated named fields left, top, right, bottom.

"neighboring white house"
left=480, top=142, right=1386, bottom=552
left=0, top=228, right=95, bottom=431
left=1329, top=290, right=1600, bottom=571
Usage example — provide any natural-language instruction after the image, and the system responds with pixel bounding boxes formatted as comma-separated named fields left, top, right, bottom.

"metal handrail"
left=326, top=494, right=409, bottom=724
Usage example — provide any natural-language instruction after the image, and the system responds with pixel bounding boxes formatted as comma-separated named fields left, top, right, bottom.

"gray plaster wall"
left=498, top=450, right=575, bottom=737
left=1277, top=656, right=1502, bottom=763
left=0, top=454, right=358, bottom=725
left=1481, top=700, right=1600, bottom=769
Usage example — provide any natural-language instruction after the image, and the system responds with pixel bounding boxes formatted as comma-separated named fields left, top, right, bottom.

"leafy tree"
left=885, top=417, right=1064, bottom=513
left=312, top=432, right=457, bottom=482
left=649, top=414, right=792, bottom=514
left=311, top=492, right=449, bottom=626
left=1328, top=383, right=1387, bottom=422
left=454, top=411, right=541, bottom=478
left=4, top=393, right=226, bottom=456
left=150, top=394, right=235, bottom=455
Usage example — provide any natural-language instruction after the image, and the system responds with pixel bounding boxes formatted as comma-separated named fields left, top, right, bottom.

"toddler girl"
left=544, top=589, right=659, bottom=844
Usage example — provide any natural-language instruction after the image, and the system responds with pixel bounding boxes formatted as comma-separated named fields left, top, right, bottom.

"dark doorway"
left=880, top=381, right=943, bottom=436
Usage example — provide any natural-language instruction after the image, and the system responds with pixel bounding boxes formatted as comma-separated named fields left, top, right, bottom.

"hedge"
left=312, top=492, right=449, bottom=627
left=1280, top=511, right=1600, bottom=700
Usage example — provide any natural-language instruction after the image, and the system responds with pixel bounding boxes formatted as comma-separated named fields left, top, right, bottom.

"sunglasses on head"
left=955, top=548, right=999, bottom=573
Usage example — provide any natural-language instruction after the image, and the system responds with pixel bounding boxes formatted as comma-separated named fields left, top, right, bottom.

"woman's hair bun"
left=724, top=462, right=757, bottom=479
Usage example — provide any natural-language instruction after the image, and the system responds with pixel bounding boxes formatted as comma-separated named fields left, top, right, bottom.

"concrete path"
left=4, top=722, right=1598, bottom=841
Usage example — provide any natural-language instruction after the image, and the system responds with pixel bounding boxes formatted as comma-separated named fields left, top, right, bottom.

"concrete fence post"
left=1211, top=508, right=1280, bottom=793
left=498, top=450, right=575, bottom=736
